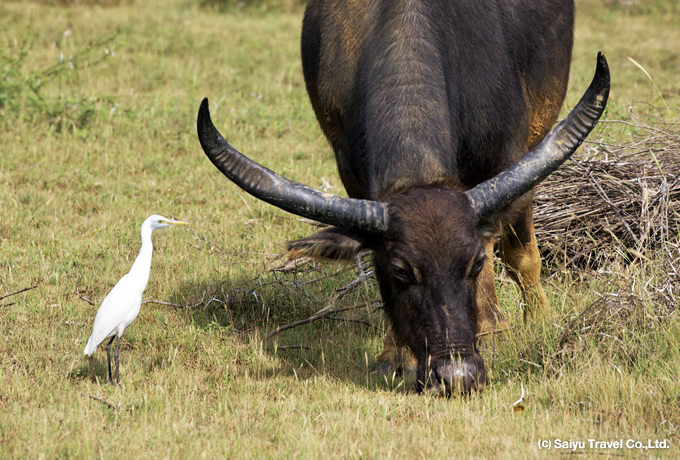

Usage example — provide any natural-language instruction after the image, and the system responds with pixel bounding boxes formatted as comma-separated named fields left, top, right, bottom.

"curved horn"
left=466, top=52, right=611, bottom=217
left=197, top=98, right=388, bottom=234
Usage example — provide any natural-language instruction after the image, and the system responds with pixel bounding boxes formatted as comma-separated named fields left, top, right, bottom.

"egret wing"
left=85, top=273, right=143, bottom=352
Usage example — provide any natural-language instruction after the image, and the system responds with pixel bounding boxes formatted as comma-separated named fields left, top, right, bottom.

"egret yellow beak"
left=161, top=219, right=188, bottom=226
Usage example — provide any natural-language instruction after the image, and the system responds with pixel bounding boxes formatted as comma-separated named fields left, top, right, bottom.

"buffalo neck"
left=338, top=1, right=527, bottom=200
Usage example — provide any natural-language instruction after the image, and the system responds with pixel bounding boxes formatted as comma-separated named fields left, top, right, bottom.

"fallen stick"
left=277, top=345, right=311, bottom=351
left=265, top=300, right=381, bottom=340
left=475, top=326, right=517, bottom=339
left=142, top=299, right=185, bottom=308
left=64, top=321, right=85, bottom=326
left=74, top=290, right=96, bottom=306
left=87, top=394, right=117, bottom=410
left=142, top=292, right=208, bottom=309
left=325, top=315, right=376, bottom=329
left=0, top=285, right=37, bottom=301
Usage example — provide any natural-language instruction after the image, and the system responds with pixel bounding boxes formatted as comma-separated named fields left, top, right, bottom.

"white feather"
left=83, top=215, right=186, bottom=369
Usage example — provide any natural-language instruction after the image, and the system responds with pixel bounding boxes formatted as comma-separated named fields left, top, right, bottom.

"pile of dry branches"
left=259, top=116, right=680, bottom=340
left=533, top=115, right=679, bottom=318
left=534, top=118, right=680, bottom=269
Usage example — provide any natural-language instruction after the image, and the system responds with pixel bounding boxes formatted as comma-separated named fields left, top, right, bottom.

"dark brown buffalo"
left=197, top=0, right=610, bottom=394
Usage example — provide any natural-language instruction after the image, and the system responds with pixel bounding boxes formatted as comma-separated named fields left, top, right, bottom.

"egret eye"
left=471, top=255, right=486, bottom=277
left=390, top=263, right=411, bottom=283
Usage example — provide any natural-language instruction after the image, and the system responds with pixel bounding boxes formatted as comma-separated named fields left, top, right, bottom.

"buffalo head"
left=197, top=53, right=609, bottom=394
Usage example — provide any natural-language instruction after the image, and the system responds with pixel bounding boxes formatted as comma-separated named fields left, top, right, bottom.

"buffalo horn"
left=465, top=52, right=610, bottom=218
left=197, top=98, right=388, bottom=234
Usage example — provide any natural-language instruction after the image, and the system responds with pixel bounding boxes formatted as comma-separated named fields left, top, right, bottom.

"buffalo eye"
left=390, top=262, right=412, bottom=284
left=470, top=255, right=486, bottom=278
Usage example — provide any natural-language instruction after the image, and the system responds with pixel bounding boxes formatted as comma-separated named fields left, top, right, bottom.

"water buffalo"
left=197, top=0, right=610, bottom=394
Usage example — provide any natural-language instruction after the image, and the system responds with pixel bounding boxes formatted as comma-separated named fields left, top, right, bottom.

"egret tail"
left=84, top=337, right=97, bottom=356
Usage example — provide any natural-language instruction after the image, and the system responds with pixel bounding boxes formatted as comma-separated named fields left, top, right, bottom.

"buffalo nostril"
left=434, top=359, right=486, bottom=393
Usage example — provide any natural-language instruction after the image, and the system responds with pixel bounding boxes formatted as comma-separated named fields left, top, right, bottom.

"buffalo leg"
left=375, top=321, right=417, bottom=376
left=475, top=238, right=510, bottom=339
left=499, top=203, right=550, bottom=321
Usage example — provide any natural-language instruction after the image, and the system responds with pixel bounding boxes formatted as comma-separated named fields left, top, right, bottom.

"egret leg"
left=105, top=336, right=116, bottom=385
left=114, top=336, right=121, bottom=384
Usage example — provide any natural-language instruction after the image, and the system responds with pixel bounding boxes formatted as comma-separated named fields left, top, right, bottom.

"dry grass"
left=535, top=117, right=680, bottom=269
left=1, top=0, right=679, bottom=458
left=532, top=115, right=679, bottom=339
left=530, top=115, right=680, bottom=389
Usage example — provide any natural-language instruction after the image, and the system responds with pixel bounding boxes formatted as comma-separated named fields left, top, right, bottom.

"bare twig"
left=86, top=394, right=117, bottom=410
left=142, top=299, right=185, bottom=308
left=142, top=292, right=207, bottom=309
left=188, top=227, right=226, bottom=254
left=335, top=269, right=375, bottom=295
left=519, top=359, right=542, bottom=369
left=0, top=285, right=37, bottom=301
left=277, top=345, right=311, bottom=351
left=74, top=290, right=96, bottom=306
left=296, top=218, right=327, bottom=227
left=64, top=321, right=85, bottom=326
left=587, top=172, right=641, bottom=247
left=272, top=256, right=318, bottom=273
left=296, top=267, right=354, bottom=287
left=476, top=326, right=516, bottom=339
left=325, top=315, right=376, bottom=329
left=265, top=300, right=382, bottom=340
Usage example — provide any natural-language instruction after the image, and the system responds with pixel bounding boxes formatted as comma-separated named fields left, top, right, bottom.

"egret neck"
left=128, top=222, right=155, bottom=294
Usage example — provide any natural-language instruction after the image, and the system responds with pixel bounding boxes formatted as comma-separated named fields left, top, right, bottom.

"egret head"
left=146, top=214, right=188, bottom=231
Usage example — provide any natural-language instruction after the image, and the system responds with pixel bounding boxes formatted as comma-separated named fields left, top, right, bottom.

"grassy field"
left=1, top=0, right=679, bottom=458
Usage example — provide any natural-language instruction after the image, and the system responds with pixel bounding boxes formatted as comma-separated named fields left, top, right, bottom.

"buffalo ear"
left=287, top=227, right=373, bottom=261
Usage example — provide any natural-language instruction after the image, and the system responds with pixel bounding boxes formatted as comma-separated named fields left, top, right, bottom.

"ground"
left=0, top=0, right=679, bottom=458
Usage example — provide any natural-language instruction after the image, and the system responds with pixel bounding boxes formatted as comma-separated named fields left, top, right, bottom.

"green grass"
left=1, top=0, right=679, bottom=458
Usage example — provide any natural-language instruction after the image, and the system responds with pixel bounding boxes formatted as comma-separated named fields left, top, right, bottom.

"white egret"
left=83, top=214, right=187, bottom=384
